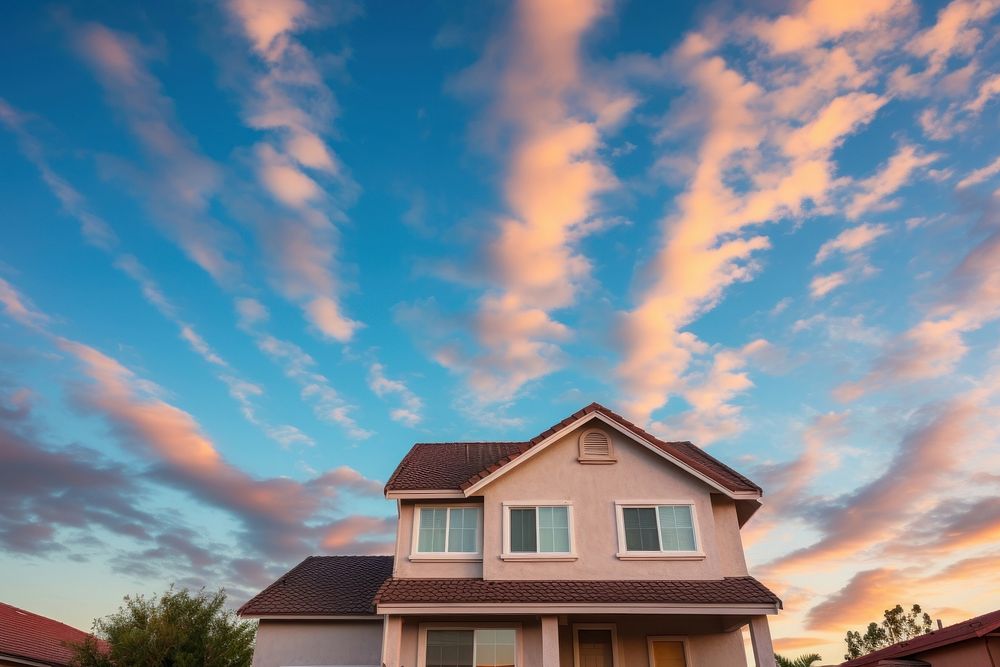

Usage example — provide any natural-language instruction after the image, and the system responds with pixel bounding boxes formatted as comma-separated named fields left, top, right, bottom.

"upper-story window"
left=414, top=506, right=482, bottom=556
left=614, top=501, right=703, bottom=560
left=501, top=501, right=575, bottom=560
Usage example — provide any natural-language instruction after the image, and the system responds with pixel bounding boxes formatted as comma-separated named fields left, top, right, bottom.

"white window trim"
left=614, top=500, right=705, bottom=560
left=416, top=622, right=522, bottom=667
left=410, top=504, right=483, bottom=561
left=501, top=500, right=577, bottom=561
left=647, top=635, right=691, bottom=667
left=572, top=623, right=620, bottom=667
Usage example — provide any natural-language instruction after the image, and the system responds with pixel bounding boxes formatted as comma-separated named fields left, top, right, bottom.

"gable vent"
left=578, top=429, right=615, bottom=464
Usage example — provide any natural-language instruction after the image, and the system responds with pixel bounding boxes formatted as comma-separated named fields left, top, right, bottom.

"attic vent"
left=578, top=428, right=616, bottom=464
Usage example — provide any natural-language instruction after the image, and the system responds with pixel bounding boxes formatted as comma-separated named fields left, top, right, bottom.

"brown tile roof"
left=384, top=402, right=761, bottom=495
left=840, top=608, right=1000, bottom=667
left=238, top=555, right=393, bottom=617
left=375, top=576, right=781, bottom=608
left=0, top=601, right=104, bottom=667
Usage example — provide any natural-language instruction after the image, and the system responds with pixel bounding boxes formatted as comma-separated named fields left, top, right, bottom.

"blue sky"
left=2, top=0, right=999, bottom=659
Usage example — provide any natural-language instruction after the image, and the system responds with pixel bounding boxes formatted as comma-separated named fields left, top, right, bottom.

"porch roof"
left=375, top=576, right=781, bottom=608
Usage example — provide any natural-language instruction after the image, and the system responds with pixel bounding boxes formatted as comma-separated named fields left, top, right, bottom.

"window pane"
left=475, top=628, right=516, bottom=667
left=623, top=507, right=659, bottom=551
left=448, top=508, right=479, bottom=553
left=658, top=505, right=696, bottom=552
left=538, top=506, right=570, bottom=553
left=418, top=508, right=447, bottom=552
left=510, top=508, right=537, bottom=552
left=427, top=630, right=474, bottom=667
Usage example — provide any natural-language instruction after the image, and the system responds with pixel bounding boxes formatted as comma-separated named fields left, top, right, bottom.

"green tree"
left=70, top=587, right=256, bottom=667
left=775, top=654, right=822, bottom=667
left=844, top=603, right=933, bottom=660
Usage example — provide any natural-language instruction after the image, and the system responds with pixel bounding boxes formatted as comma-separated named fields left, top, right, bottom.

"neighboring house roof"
left=0, top=601, right=103, bottom=667
left=840, top=608, right=1000, bottom=667
left=375, top=576, right=781, bottom=608
left=238, top=555, right=393, bottom=617
left=384, top=402, right=761, bottom=495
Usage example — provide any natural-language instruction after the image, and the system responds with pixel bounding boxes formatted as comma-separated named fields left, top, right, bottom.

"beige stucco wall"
left=478, top=424, right=747, bottom=580
left=251, top=619, right=382, bottom=667
left=909, top=637, right=993, bottom=666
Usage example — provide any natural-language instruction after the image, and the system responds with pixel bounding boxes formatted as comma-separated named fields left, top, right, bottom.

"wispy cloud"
left=368, top=362, right=423, bottom=427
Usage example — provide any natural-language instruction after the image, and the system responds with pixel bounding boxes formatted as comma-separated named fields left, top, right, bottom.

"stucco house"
left=240, top=402, right=781, bottom=667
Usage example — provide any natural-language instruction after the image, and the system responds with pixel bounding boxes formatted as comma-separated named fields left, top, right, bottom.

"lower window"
left=425, top=628, right=516, bottom=667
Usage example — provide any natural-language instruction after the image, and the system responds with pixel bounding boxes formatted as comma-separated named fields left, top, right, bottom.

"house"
left=240, top=402, right=781, bottom=667
left=0, top=601, right=103, bottom=667
left=839, top=608, right=1000, bottom=667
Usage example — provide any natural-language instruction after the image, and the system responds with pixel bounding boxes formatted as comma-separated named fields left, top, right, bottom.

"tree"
left=70, top=587, right=256, bottom=667
left=844, top=603, right=933, bottom=660
left=774, top=653, right=822, bottom=667
left=775, top=654, right=822, bottom=667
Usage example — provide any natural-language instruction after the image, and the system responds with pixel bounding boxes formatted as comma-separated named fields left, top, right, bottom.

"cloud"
left=368, top=363, right=423, bottom=426
left=752, top=0, right=911, bottom=55
left=966, top=73, right=1000, bottom=112
left=956, top=155, right=1000, bottom=189
left=0, top=277, right=51, bottom=330
left=72, top=22, right=240, bottom=284
left=419, top=0, right=630, bottom=402
left=846, top=145, right=941, bottom=219
left=221, top=0, right=361, bottom=342
left=809, top=271, right=848, bottom=298
left=815, top=224, right=890, bottom=264
left=804, top=568, right=916, bottom=631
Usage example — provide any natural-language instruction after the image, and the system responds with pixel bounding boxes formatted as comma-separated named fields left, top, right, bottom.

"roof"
left=375, top=576, right=781, bottom=608
left=238, top=555, right=394, bottom=617
left=0, top=601, right=104, bottom=666
left=840, top=608, right=1000, bottom=666
left=384, top=402, right=761, bottom=495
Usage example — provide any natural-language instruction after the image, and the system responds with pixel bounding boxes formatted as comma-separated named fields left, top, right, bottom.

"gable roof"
left=840, top=608, right=1000, bottom=666
left=375, top=576, right=781, bottom=609
left=0, top=601, right=104, bottom=667
left=385, top=402, right=761, bottom=497
left=238, top=555, right=393, bottom=617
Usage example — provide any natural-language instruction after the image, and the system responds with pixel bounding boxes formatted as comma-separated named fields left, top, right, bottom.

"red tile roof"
left=375, top=576, right=781, bottom=608
left=384, top=402, right=761, bottom=495
left=840, top=608, right=1000, bottom=667
left=238, top=555, right=394, bottom=617
left=0, top=601, right=103, bottom=667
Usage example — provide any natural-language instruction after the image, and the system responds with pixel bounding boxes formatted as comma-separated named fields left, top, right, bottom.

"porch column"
left=540, top=615, right=559, bottom=667
left=381, top=614, right=402, bottom=667
left=749, top=615, right=776, bottom=667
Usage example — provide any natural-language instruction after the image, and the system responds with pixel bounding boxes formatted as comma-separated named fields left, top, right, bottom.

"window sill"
left=409, top=554, right=483, bottom=562
left=616, top=551, right=706, bottom=561
left=500, top=553, right=578, bottom=562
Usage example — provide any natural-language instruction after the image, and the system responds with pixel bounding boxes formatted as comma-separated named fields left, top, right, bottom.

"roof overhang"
left=385, top=489, right=465, bottom=500
left=376, top=602, right=780, bottom=616
left=0, top=653, right=55, bottom=667
left=461, top=411, right=760, bottom=501
left=243, top=614, right=382, bottom=620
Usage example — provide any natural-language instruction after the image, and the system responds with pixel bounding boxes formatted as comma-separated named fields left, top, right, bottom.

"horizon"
left=1, top=0, right=999, bottom=662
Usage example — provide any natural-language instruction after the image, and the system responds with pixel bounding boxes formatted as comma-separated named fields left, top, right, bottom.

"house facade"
left=241, top=403, right=781, bottom=667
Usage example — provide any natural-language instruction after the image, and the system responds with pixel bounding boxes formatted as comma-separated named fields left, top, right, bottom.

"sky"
left=1, top=0, right=999, bottom=661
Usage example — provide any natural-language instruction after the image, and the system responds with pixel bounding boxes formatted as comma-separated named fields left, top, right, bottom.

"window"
left=648, top=638, right=688, bottom=667
left=615, top=502, right=701, bottom=558
left=424, top=628, right=516, bottom=667
left=502, top=502, right=574, bottom=559
left=415, top=506, right=481, bottom=555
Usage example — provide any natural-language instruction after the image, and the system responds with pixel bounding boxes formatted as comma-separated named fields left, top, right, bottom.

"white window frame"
left=501, top=500, right=577, bottom=561
left=410, top=504, right=483, bottom=561
left=572, top=623, right=620, bottom=667
left=647, top=635, right=691, bottom=667
left=417, top=623, right=522, bottom=667
left=614, top=500, right=705, bottom=560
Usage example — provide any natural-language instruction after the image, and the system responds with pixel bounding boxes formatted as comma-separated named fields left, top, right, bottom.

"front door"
left=649, top=639, right=688, bottom=667
left=576, top=628, right=614, bottom=667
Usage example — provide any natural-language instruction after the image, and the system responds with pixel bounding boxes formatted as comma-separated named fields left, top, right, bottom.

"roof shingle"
left=0, top=601, right=103, bottom=666
left=238, top=555, right=393, bottom=617
left=384, top=402, right=761, bottom=495
left=375, top=576, right=781, bottom=607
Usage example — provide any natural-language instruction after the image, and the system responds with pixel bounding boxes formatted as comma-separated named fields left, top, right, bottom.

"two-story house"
left=240, top=403, right=781, bottom=667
